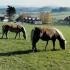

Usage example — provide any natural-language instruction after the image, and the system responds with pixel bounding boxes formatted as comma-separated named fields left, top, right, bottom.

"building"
left=16, top=16, right=42, bottom=24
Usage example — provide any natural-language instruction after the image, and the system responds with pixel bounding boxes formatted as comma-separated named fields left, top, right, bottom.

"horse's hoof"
left=51, top=49, right=56, bottom=51
left=45, top=49, right=47, bottom=51
left=32, top=50, right=37, bottom=52
left=1, top=38, right=3, bottom=39
left=34, top=50, right=37, bottom=52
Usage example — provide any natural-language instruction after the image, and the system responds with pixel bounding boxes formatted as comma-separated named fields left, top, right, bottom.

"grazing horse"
left=2, top=24, right=26, bottom=39
left=31, top=27, right=66, bottom=52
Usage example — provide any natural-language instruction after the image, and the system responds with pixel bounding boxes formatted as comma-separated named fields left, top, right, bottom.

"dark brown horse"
left=2, top=24, right=26, bottom=39
left=31, top=27, right=66, bottom=52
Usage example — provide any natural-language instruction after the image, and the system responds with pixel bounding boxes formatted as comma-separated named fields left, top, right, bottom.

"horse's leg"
left=5, top=31, right=8, bottom=39
left=2, top=31, right=5, bottom=38
left=32, top=42, right=37, bottom=52
left=15, top=33, right=18, bottom=39
left=45, top=41, right=48, bottom=51
left=19, top=32, right=20, bottom=38
left=32, top=39, right=39, bottom=52
left=52, top=40, right=56, bottom=50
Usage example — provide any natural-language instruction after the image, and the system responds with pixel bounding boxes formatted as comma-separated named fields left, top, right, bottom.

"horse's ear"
left=35, top=27, right=40, bottom=31
left=35, top=27, right=38, bottom=30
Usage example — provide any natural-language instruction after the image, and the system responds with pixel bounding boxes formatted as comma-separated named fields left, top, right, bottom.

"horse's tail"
left=31, top=29, right=35, bottom=42
left=55, top=28, right=66, bottom=49
left=1, top=25, right=6, bottom=38
left=2, top=25, right=6, bottom=33
left=2, top=24, right=9, bottom=32
left=31, top=28, right=40, bottom=52
left=31, top=27, right=41, bottom=41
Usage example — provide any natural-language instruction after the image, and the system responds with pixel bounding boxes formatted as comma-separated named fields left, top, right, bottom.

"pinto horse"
left=2, top=24, right=26, bottom=39
left=31, top=27, right=66, bottom=52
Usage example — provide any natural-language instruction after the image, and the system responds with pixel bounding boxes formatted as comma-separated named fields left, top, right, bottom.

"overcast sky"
left=0, top=0, right=70, bottom=7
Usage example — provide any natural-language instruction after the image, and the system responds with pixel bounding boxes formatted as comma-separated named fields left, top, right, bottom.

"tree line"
left=6, top=6, right=53, bottom=24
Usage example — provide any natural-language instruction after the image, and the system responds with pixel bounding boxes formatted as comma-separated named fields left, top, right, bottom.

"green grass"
left=0, top=22, right=70, bottom=70
left=53, top=12, right=70, bottom=19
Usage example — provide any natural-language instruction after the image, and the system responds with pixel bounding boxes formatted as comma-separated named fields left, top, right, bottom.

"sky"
left=0, top=0, right=70, bottom=7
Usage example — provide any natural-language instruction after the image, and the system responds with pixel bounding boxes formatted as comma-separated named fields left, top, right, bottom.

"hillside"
left=0, top=6, right=70, bottom=14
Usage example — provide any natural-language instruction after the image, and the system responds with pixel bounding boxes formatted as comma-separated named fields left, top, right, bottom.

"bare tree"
left=40, top=12, right=53, bottom=24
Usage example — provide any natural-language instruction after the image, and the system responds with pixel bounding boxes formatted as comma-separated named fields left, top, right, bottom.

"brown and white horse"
left=2, top=24, right=26, bottom=39
left=31, top=27, right=66, bottom=52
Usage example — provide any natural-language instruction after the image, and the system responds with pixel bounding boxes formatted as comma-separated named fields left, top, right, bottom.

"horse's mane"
left=54, top=28, right=65, bottom=40
left=54, top=28, right=66, bottom=44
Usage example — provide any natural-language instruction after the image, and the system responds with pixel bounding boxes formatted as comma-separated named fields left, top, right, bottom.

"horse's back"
left=39, top=27, right=57, bottom=39
left=2, top=23, right=23, bottom=33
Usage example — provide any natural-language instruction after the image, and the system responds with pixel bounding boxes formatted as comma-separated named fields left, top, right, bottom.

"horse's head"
left=21, top=27, right=26, bottom=39
left=55, top=28, right=66, bottom=50
left=59, top=39, right=66, bottom=50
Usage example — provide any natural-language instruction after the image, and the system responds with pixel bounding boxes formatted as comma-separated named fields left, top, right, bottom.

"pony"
left=2, top=24, right=26, bottom=39
left=31, top=27, right=66, bottom=52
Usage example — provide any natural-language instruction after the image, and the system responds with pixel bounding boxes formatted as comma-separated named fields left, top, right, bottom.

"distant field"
left=52, top=12, right=70, bottom=20
left=0, top=22, right=70, bottom=70
left=29, top=11, right=70, bottom=20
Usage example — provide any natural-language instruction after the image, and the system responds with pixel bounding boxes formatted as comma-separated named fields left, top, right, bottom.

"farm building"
left=0, top=15, right=9, bottom=22
left=0, top=16, right=5, bottom=21
left=16, top=16, right=42, bottom=24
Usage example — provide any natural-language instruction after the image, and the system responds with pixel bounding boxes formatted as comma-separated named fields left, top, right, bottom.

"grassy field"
left=53, top=12, right=70, bottom=20
left=0, top=22, right=70, bottom=70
